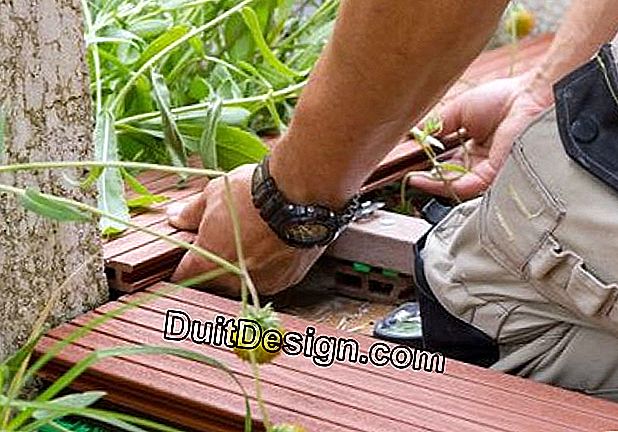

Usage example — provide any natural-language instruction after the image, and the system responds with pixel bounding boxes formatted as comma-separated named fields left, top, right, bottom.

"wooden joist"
left=35, top=283, right=618, bottom=432
left=104, top=34, right=554, bottom=292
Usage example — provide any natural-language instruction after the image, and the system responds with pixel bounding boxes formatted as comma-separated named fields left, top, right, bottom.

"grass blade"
left=32, top=391, right=107, bottom=420
left=122, top=168, right=168, bottom=209
left=33, top=344, right=252, bottom=429
left=2, top=397, right=184, bottom=432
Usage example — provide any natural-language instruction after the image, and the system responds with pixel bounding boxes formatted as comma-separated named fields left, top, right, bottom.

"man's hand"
left=168, top=165, right=323, bottom=296
left=409, top=72, right=553, bottom=199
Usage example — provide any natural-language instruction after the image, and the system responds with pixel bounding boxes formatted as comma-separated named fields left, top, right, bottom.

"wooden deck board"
left=35, top=283, right=618, bottom=432
left=147, top=285, right=618, bottom=422
left=70, top=310, right=552, bottom=432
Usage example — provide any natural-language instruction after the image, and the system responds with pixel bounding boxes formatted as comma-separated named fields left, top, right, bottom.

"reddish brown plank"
left=102, top=299, right=611, bottom=432
left=36, top=337, right=344, bottom=432
left=71, top=308, right=562, bottom=432
left=108, top=230, right=195, bottom=273
left=149, top=284, right=618, bottom=423
left=50, top=321, right=466, bottom=432
left=44, top=327, right=392, bottom=432
left=104, top=220, right=179, bottom=260
left=36, top=284, right=618, bottom=432
left=130, top=155, right=204, bottom=188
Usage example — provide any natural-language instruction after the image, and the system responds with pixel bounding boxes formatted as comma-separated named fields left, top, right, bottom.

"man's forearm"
left=271, top=0, right=509, bottom=208
left=527, top=0, right=618, bottom=104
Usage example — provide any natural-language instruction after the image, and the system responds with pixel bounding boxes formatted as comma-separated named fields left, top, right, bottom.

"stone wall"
left=0, top=0, right=108, bottom=360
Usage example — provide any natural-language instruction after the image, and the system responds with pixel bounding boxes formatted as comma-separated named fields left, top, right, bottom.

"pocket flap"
left=555, top=44, right=618, bottom=195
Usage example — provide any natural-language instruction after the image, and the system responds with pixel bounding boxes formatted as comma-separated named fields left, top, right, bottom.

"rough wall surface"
left=0, top=0, right=108, bottom=359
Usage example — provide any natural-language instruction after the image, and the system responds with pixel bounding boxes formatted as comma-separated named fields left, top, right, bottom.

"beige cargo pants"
left=422, top=107, right=618, bottom=399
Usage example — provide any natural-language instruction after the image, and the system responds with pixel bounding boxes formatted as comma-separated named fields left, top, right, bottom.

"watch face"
left=283, top=222, right=334, bottom=246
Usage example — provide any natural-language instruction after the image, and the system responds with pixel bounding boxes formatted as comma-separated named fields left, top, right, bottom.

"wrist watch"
left=251, top=156, right=362, bottom=248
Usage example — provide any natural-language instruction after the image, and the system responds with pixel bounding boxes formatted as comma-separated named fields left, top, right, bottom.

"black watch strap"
left=251, top=156, right=361, bottom=248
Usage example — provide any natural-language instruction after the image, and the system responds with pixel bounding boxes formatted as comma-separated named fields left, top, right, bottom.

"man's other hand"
left=168, top=164, right=323, bottom=296
left=409, top=72, right=552, bottom=199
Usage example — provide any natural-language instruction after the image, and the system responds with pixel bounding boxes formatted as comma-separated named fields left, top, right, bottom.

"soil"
left=271, top=244, right=416, bottom=338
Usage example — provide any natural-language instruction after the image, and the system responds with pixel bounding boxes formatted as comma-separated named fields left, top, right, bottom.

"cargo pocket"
left=479, top=141, right=565, bottom=277
left=529, top=236, right=618, bottom=326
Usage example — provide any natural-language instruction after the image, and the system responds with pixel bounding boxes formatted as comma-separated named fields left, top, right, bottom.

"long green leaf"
left=135, top=25, right=189, bottom=68
left=128, top=18, right=173, bottom=40
left=138, top=107, right=251, bottom=128
left=122, top=168, right=169, bottom=209
left=33, top=392, right=106, bottom=420
left=216, top=124, right=268, bottom=170
left=101, top=27, right=144, bottom=45
left=95, top=110, right=131, bottom=236
left=21, top=188, right=91, bottom=223
left=126, top=194, right=168, bottom=209
left=2, top=397, right=183, bottom=432
left=28, top=416, right=142, bottom=432
left=87, top=35, right=141, bottom=48
left=3, top=335, right=42, bottom=381
left=198, top=97, right=222, bottom=169
left=240, top=6, right=301, bottom=79
left=150, top=69, right=189, bottom=173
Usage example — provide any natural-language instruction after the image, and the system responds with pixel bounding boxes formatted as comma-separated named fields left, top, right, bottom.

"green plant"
left=0, top=253, right=252, bottom=432
left=82, top=0, right=340, bottom=235
left=504, top=2, right=535, bottom=76
left=400, top=117, right=469, bottom=212
left=232, top=303, right=285, bottom=365
left=505, top=3, right=535, bottom=40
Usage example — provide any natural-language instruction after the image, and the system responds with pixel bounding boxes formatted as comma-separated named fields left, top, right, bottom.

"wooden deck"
left=34, top=33, right=615, bottom=432
left=104, top=34, right=555, bottom=292
left=35, top=283, right=618, bottom=431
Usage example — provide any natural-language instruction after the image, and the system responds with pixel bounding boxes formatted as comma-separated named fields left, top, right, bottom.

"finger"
left=171, top=249, right=213, bottom=284
left=167, top=192, right=207, bottom=231
left=407, top=172, right=460, bottom=197
left=435, top=79, right=520, bottom=142
left=408, top=161, right=496, bottom=200
left=171, top=249, right=241, bottom=295
left=434, top=97, right=466, bottom=138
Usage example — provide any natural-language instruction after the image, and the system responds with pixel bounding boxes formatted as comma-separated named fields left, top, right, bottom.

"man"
left=169, top=0, right=618, bottom=400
